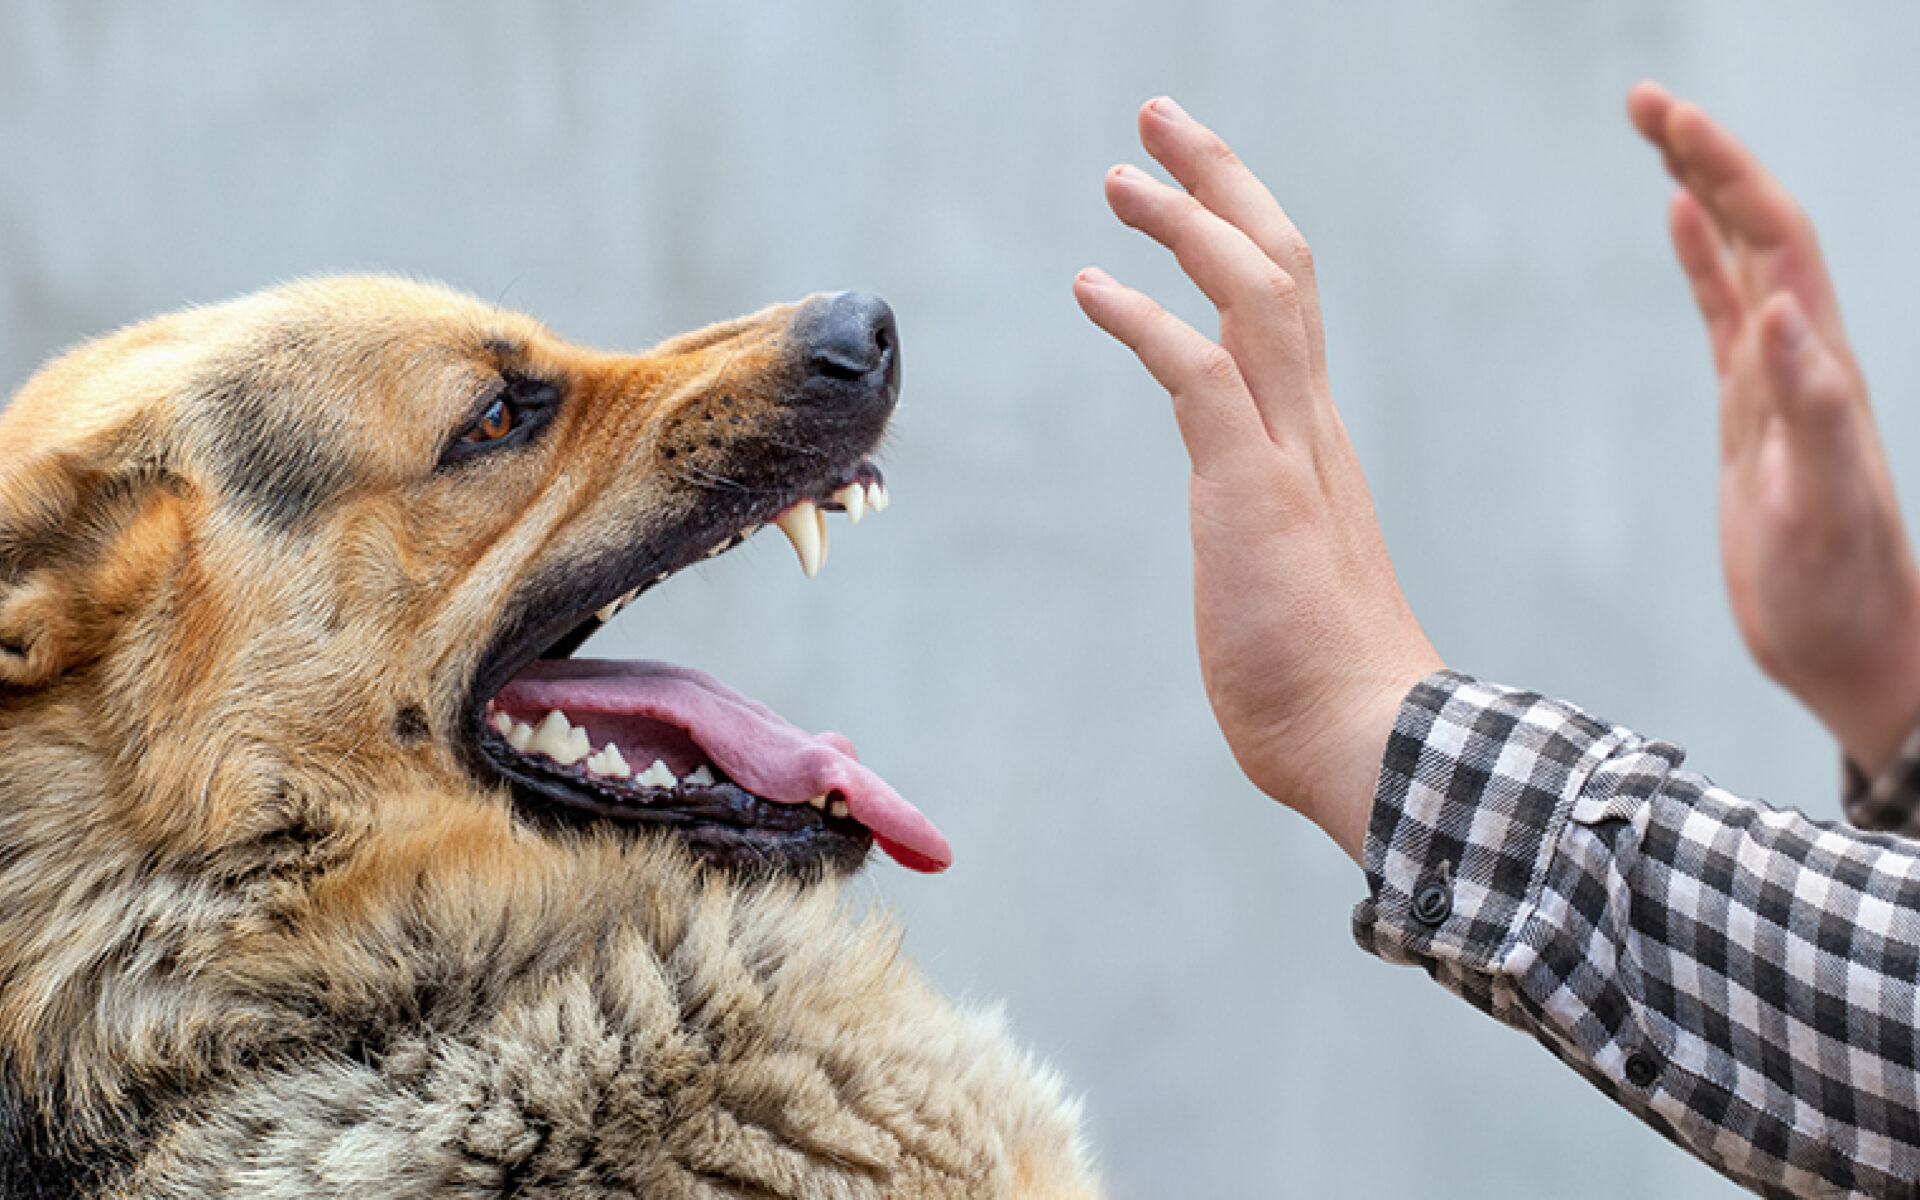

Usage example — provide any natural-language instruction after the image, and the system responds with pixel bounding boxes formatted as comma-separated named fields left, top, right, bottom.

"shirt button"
left=1411, top=878, right=1452, bottom=927
left=1625, top=1052, right=1661, bottom=1088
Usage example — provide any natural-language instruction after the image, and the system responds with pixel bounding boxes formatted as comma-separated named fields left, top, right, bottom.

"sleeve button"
left=1411, top=879, right=1453, bottom=927
left=1624, top=1052, right=1661, bottom=1088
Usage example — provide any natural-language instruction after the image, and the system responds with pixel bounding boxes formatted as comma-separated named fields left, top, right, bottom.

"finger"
left=1633, top=83, right=1799, bottom=250
left=1627, top=84, right=1691, bottom=185
left=1662, top=100, right=1804, bottom=249
left=1661, top=101, right=1844, bottom=330
left=1625, top=80, right=1676, bottom=151
left=1104, top=164, right=1314, bottom=430
left=1136, top=97, right=1329, bottom=384
left=1759, top=291, right=1854, bottom=436
left=1668, top=189, right=1743, bottom=374
left=1073, top=266, right=1269, bottom=469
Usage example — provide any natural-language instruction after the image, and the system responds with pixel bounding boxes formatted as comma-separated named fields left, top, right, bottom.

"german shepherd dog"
left=0, top=279, right=1098, bottom=1198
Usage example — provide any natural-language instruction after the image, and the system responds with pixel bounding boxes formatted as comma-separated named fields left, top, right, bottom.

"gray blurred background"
left=2, top=3, right=1914, bottom=1195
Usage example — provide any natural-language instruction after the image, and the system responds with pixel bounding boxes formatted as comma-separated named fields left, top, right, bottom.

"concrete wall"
left=5, top=3, right=1916, bottom=1195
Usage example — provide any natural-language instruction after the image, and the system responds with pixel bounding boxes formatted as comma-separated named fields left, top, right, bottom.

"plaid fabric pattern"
left=1355, top=671, right=1920, bottom=1198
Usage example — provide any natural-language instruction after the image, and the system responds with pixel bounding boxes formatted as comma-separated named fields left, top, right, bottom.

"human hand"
left=1630, top=82, right=1920, bottom=775
left=1074, top=98, right=1442, bottom=862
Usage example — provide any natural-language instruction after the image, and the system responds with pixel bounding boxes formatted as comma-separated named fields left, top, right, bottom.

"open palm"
left=1630, top=82, right=1920, bottom=775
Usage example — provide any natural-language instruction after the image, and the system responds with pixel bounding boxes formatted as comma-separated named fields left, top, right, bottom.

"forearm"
left=1358, top=672, right=1920, bottom=1198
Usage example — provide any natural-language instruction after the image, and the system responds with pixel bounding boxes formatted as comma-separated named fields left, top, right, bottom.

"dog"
left=0, top=277, right=1099, bottom=1198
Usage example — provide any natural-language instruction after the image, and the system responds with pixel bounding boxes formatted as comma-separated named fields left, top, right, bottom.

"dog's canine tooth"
left=635, top=759, right=677, bottom=789
left=866, top=480, right=889, bottom=513
left=776, top=501, right=826, bottom=579
left=586, top=743, right=632, bottom=779
left=684, top=764, right=715, bottom=786
left=832, top=483, right=866, bottom=524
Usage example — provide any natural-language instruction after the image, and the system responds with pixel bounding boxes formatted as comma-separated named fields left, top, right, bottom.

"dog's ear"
left=0, top=438, right=185, bottom=689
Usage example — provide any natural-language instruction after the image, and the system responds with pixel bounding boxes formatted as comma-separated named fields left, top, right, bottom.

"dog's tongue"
left=495, top=659, right=950, bottom=872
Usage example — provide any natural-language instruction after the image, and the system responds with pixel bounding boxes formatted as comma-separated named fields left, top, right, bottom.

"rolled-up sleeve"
left=1355, top=671, right=1920, bottom=1199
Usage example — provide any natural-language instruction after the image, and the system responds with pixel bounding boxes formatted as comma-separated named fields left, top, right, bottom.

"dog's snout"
left=800, top=292, right=897, bottom=385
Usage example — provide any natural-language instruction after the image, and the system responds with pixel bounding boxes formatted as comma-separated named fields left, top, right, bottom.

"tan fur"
left=0, top=278, right=1099, bottom=1197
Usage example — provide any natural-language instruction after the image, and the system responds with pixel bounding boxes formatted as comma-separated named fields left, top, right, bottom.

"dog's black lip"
left=455, top=456, right=889, bottom=874
left=476, top=728, right=874, bottom=878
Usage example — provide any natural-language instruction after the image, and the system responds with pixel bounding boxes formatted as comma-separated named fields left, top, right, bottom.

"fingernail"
left=1111, top=163, right=1150, bottom=185
left=1152, top=96, right=1190, bottom=123
left=1077, top=267, right=1115, bottom=289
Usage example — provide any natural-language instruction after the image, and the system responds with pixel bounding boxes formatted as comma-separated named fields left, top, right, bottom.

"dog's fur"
left=0, top=278, right=1098, bottom=1198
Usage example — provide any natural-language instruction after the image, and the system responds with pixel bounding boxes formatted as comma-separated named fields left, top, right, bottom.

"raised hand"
left=1074, top=98, right=1441, bottom=861
left=1629, top=82, right=1920, bottom=775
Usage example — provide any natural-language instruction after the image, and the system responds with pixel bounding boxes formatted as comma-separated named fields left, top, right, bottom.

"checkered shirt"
left=1354, top=671, right=1920, bottom=1198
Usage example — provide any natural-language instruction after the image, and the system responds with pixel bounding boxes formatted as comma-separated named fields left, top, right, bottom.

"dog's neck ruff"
left=491, top=659, right=951, bottom=872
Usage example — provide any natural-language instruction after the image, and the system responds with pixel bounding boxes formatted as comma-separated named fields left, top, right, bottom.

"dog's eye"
left=440, top=374, right=561, bottom=468
left=466, top=398, right=514, bottom=444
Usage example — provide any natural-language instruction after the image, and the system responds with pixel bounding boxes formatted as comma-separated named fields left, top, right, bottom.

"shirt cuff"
left=1352, top=670, right=1627, bottom=972
left=1842, top=719, right=1920, bottom=835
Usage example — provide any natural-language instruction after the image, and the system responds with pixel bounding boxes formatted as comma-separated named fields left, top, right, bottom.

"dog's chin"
left=456, top=459, right=949, bottom=883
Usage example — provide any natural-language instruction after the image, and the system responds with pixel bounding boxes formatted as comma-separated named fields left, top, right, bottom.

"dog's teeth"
left=529, top=710, right=586, bottom=764
left=636, top=759, right=678, bottom=789
left=490, top=711, right=515, bottom=737
left=806, top=794, right=829, bottom=810
left=596, top=599, right=620, bottom=623
left=620, top=587, right=639, bottom=609
left=586, top=743, right=632, bottom=778
left=828, top=798, right=850, bottom=819
left=832, top=483, right=866, bottom=524
left=506, top=720, right=535, bottom=752
left=867, top=480, right=889, bottom=513
left=776, top=501, right=826, bottom=579
left=685, top=765, right=715, bottom=786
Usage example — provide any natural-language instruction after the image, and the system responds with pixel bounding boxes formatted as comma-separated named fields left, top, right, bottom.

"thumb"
left=1760, top=291, right=1854, bottom=434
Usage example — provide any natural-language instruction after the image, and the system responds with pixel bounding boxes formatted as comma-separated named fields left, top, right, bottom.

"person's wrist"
left=1803, top=560, right=1920, bottom=776
left=1816, top=642, right=1920, bottom=779
left=1247, top=655, right=1441, bottom=866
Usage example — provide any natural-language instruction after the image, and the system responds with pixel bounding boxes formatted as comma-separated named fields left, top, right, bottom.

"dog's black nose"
left=801, top=291, right=897, bottom=385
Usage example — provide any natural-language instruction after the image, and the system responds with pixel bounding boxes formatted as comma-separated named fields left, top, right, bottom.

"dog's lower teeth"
left=530, top=710, right=591, bottom=765
left=635, top=759, right=677, bottom=789
left=586, top=744, right=632, bottom=779
left=828, top=798, right=849, bottom=819
left=685, top=765, right=715, bottom=786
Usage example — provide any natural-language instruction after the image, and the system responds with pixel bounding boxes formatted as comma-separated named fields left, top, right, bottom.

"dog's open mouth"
left=464, top=461, right=951, bottom=879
